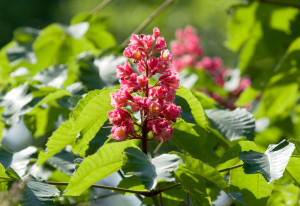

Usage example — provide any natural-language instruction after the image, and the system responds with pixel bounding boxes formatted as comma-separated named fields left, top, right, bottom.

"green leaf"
left=21, top=176, right=60, bottom=206
left=0, top=146, right=13, bottom=168
left=191, top=90, right=218, bottom=110
left=235, top=86, right=260, bottom=107
left=117, top=175, right=146, bottom=195
left=46, top=150, right=75, bottom=176
left=72, top=88, right=115, bottom=154
left=171, top=121, right=218, bottom=163
left=267, top=184, right=299, bottom=206
left=122, top=147, right=183, bottom=190
left=239, top=140, right=295, bottom=182
left=205, top=108, right=255, bottom=141
left=174, top=153, right=228, bottom=191
left=277, top=156, right=300, bottom=186
left=64, top=140, right=137, bottom=196
left=37, top=119, right=77, bottom=166
left=175, top=166, right=211, bottom=206
left=230, top=166, right=274, bottom=206
left=176, top=85, right=208, bottom=129
left=0, top=163, right=11, bottom=181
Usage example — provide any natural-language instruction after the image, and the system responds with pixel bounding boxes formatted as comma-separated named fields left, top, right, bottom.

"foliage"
left=1, top=0, right=300, bottom=206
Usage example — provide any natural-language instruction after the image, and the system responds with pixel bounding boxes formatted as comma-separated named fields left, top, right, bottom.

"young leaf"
left=122, top=147, right=183, bottom=190
left=176, top=85, right=208, bottom=129
left=64, top=140, right=137, bottom=196
left=239, top=140, right=295, bottom=183
left=205, top=108, right=255, bottom=141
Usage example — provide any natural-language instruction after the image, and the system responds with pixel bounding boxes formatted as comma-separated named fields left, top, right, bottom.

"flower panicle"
left=108, top=28, right=181, bottom=142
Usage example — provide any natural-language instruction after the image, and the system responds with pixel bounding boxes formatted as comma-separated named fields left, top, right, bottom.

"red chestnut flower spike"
left=108, top=28, right=181, bottom=143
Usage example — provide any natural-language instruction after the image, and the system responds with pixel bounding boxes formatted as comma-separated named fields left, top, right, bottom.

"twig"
left=218, top=164, right=244, bottom=173
left=153, top=142, right=163, bottom=156
left=84, top=0, right=112, bottom=21
left=120, top=0, right=174, bottom=47
left=248, top=0, right=300, bottom=9
left=47, top=181, right=181, bottom=197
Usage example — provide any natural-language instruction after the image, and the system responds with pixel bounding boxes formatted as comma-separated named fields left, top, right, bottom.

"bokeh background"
left=0, top=0, right=238, bottom=65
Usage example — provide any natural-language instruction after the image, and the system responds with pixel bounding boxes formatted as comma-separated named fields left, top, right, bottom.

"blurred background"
left=0, top=0, right=238, bottom=65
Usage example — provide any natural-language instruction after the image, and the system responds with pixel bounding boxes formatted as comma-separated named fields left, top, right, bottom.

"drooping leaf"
left=205, top=108, right=255, bottom=141
left=122, top=147, right=183, bottom=190
left=239, top=140, right=295, bottom=182
left=175, top=85, right=208, bottom=129
left=64, top=140, right=137, bottom=196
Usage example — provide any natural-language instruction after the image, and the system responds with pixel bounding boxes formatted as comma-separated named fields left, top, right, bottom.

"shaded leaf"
left=122, top=147, right=183, bottom=190
left=205, top=108, right=255, bottom=141
left=239, top=140, right=295, bottom=182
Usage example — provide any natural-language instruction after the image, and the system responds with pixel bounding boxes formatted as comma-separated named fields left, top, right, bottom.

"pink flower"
left=159, top=70, right=180, bottom=89
left=116, top=62, right=134, bottom=80
left=153, top=27, right=161, bottom=38
left=232, top=78, right=251, bottom=95
left=153, top=37, right=166, bottom=51
left=163, top=104, right=181, bottom=122
left=108, top=108, right=132, bottom=126
left=120, top=73, right=139, bottom=92
left=111, top=120, right=135, bottom=141
left=148, top=119, right=173, bottom=142
left=110, top=88, right=133, bottom=108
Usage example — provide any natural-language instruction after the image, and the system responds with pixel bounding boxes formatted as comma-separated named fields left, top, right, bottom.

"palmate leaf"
left=239, top=140, right=295, bottom=183
left=37, top=88, right=115, bottom=165
left=64, top=141, right=137, bottom=196
left=122, top=147, right=183, bottom=190
left=175, top=85, right=208, bottom=129
left=205, top=108, right=255, bottom=141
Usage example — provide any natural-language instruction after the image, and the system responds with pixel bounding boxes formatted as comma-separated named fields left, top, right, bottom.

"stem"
left=218, top=164, right=244, bottom=173
left=153, top=142, right=163, bottom=156
left=120, top=0, right=174, bottom=47
left=248, top=0, right=300, bottom=9
left=85, top=0, right=112, bottom=21
left=141, top=117, right=148, bottom=154
left=47, top=181, right=181, bottom=197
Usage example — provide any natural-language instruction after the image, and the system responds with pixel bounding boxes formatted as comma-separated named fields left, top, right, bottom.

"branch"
left=120, top=0, right=174, bottom=47
left=47, top=181, right=181, bottom=197
left=248, top=0, right=300, bottom=9
left=218, top=164, right=244, bottom=173
left=84, top=0, right=112, bottom=21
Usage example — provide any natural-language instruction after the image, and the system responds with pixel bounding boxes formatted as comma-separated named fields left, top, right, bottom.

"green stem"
left=120, top=0, right=174, bottom=47
left=153, top=142, right=163, bottom=156
left=218, top=164, right=244, bottom=173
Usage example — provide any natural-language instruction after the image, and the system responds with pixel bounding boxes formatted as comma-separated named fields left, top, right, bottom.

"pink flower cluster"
left=171, top=26, right=203, bottom=72
left=108, top=28, right=181, bottom=142
left=170, top=25, right=251, bottom=109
